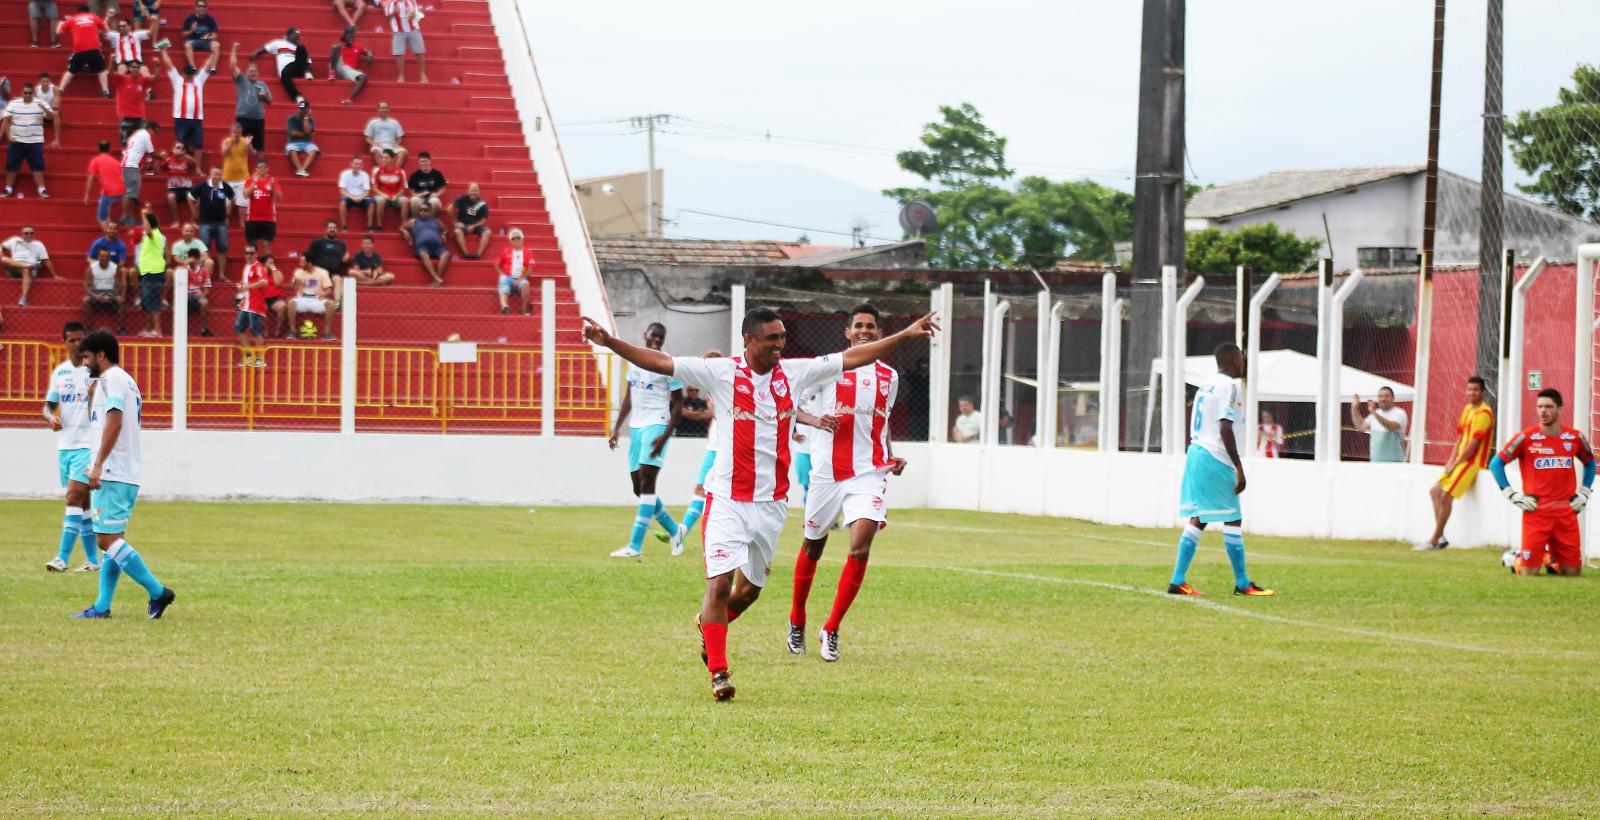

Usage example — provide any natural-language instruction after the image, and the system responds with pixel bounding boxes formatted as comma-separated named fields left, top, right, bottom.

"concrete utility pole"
left=1412, top=0, right=1447, bottom=464
left=1129, top=0, right=1185, bottom=452
left=630, top=114, right=671, bottom=237
left=1477, top=0, right=1505, bottom=396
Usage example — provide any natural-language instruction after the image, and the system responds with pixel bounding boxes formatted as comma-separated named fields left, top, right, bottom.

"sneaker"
left=696, top=613, right=707, bottom=667
left=16, top=298, right=27, bottom=307
left=147, top=587, right=176, bottom=619
left=74, top=563, right=100, bottom=573
left=252, top=358, right=267, bottom=368
left=45, top=557, right=69, bottom=572
left=608, top=546, right=641, bottom=559
left=71, top=607, right=110, bottom=619
left=199, top=328, right=214, bottom=337
left=819, top=628, right=840, bottom=662
left=786, top=623, right=806, bottom=655
left=38, top=189, right=50, bottom=199
left=669, top=528, right=685, bottom=557
left=710, top=670, right=736, bottom=702
left=295, top=169, right=310, bottom=177
left=1166, top=582, right=1204, bottom=596
left=1234, top=582, right=1276, bottom=597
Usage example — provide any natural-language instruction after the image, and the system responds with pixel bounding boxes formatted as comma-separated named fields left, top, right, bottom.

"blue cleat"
left=147, top=587, right=176, bottom=620
left=71, top=607, right=110, bottom=619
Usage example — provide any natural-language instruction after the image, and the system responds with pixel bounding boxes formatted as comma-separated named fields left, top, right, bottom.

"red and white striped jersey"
left=673, top=353, right=843, bottom=503
left=806, top=361, right=899, bottom=483
left=383, top=0, right=421, bottom=32
left=167, top=68, right=208, bottom=120
left=106, top=29, right=149, bottom=64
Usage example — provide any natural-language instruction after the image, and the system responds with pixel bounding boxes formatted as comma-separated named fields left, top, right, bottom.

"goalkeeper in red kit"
left=1488, top=388, right=1594, bottom=576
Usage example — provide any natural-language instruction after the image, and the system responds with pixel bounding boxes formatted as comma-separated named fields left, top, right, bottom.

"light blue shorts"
left=91, top=480, right=140, bottom=535
left=695, top=448, right=717, bottom=485
left=628, top=423, right=669, bottom=472
left=793, top=451, right=813, bottom=490
left=58, top=448, right=91, bottom=488
left=1178, top=445, right=1241, bottom=524
left=497, top=274, right=528, bottom=295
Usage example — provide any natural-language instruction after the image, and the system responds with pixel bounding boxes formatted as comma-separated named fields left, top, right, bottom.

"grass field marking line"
left=895, top=520, right=1403, bottom=566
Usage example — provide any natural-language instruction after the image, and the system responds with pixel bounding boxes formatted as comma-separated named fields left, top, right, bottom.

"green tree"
left=1185, top=223, right=1322, bottom=275
left=1506, top=64, right=1600, bottom=220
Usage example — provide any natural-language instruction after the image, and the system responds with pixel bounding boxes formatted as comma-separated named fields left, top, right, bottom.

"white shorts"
left=702, top=495, right=788, bottom=587
left=292, top=296, right=326, bottom=314
left=224, top=180, right=248, bottom=207
left=335, top=63, right=367, bottom=82
left=802, top=470, right=889, bottom=540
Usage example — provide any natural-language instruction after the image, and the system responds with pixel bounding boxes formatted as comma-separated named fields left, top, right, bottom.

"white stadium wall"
left=0, top=429, right=1543, bottom=550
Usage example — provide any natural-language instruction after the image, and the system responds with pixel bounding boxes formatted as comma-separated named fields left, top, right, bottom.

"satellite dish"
left=899, top=200, right=938, bottom=237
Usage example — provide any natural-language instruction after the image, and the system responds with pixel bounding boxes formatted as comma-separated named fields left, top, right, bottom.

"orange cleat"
left=1233, top=583, right=1276, bottom=597
left=1166, top=582, right=1204, bottom=597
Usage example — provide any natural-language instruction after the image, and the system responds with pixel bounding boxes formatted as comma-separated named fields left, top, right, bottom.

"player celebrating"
left=1167, top=343, right=1274, bottom=598
left=71, top=331, right=177, bottom=620
left=679, top=349, right=722, bottom=536
left=582, top=307, right=937, bottom=701
left=1419, top=376, right=1494, bottom=550
left=606, top=322, right=685, bottom=559
left=788, top=304, right=907, bottom=662
left=43, top=322, right=100, bottom=573
left=1488, top=388, right=1593, bottom=576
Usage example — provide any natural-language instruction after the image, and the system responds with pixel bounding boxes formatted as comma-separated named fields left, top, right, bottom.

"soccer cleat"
left=819, top=628, right=840, bottom=662
left=608, top=546, right=642, bottom=559
left=45, top=557, right=69, bottom=572
left=669, top=528, right=685, bottom=557
left=71, top=607, right=110, bottom=619
left=1234, top=582, right=1276, bottom=597
left=74, top=563, right=100, bottom=573
left=786, top=623, right=806, bottom=655
left=1166, top=582, right=1204, bottom=597
left=710, top=671, right=736, bottom=702
left=695, top=614, right=708, bottom=667
left=147, top=587, right=176, bottom=620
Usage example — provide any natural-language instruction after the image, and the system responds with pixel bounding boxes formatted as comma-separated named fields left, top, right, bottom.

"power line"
left=674, top=208, right=903, bottom=243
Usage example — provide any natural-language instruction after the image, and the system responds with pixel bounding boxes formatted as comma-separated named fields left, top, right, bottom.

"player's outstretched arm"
left=841, top=313, right=939, bottom=371
left=582, top=317, right=673, bottom=375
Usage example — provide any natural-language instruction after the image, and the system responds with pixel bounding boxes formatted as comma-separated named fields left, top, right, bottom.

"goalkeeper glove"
left=1570, top=486, right=1592, bottom=513
left=1503, top=487, right=1538, bottom=512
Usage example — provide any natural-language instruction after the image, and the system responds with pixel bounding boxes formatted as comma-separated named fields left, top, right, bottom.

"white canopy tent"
left=1143, top=349, right=1415, bottom=451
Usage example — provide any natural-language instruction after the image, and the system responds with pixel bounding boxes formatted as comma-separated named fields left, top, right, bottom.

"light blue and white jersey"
left=46, top=360, right=95, bottom=451
left=626, top=362, right=683, bottom=429
left=1189, top=370, right=1240, bottom=465
left=89, top=365, right=143, bottom=486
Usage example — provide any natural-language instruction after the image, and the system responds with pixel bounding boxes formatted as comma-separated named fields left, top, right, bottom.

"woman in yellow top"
left=1420, top=375, right=1494, bottom=550
left=218, top=123, right=255, bottom=224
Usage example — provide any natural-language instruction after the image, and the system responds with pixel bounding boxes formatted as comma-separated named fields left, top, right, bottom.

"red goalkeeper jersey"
left=1497, top=425, right=1593, bottom=514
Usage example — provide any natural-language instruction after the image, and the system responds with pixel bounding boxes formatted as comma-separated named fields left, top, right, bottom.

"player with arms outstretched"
left=1489, top=388, right=1594, bottom=576
left=583, top=307, right=937, bottom=700
left=1420, top=375, right=1494, bottom=550
left=71, top=331, right=177, bottom=620
left=787, top=304, right=907, bottom=662
left=1168, top=343, right=1274, bottom=597
left=43, top=322, right=101, bottom=573
left=606, top=322, right=685, bottom=558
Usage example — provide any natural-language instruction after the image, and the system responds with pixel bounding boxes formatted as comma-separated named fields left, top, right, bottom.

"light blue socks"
left=105, top=539, right=164, bottom=599
left=1222, top=524, right=1250, bottom=589
left=682, top=498, right=706, bottom=533
left=57, top=507, right=83, bottom=563
left=652, top=498, right=680, bottom=537
left=627, top=495, right=656, bottom=552
left=1170, top=524, right=1201, bottom=586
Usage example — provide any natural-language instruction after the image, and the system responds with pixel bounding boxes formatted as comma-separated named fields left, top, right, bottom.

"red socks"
left=824, top=556, right=868, bottom=633
left=702, top=622, right=729, bottom=675
left=790, top=550, right=819, bottom=627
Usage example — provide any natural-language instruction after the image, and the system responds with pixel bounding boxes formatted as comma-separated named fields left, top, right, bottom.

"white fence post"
left=1409, top=259, right=1434, bottom=464
left=542, top=278, right=556, bottom=438
left=1244, top=274, right=1281, bottom=459
left=1159, top=265, right=1177, bottom=453
left=982, top=299, right=1008, bottom=446
left=729, top=284, right=746, bottom=357
left=1035, top=289, right=1050, bottom=446
left=929, top=282, right=953, bottom=443
left=1314, top=259, right=1334, bottom=462
left=1039, top=298, right=1063, bottom=449
left=1503, top=257, right=1547, bottom=444
left=172, top=283, right=187, bottom=432
left=1099, top=273, right=1119, bottom=452
left=1321, top=268, right=1365, bottom=463
left=1170, top=275, right=1205, bottom=452
left=340, top=276, right=357, bottom=434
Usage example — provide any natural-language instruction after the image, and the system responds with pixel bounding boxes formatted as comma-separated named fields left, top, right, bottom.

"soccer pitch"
left=3, top=501, right=1596, bottom=815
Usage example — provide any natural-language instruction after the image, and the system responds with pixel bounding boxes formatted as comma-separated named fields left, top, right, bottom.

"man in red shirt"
left=1490, top=388, right=1595, bottom=576
left=83, top=140, right=125, bottom=224
left=242, top=160, right=281, bottom=255
left=328, top=25, right=373, bottom=104
left=234, top=244, right=270, bottom=365
left=57, top=5, right=110, bottom=98
left=494, top=228, right=535, bottom=314
left=109, top=63, right=156, bottom=145
left=370, top=148, right=406, bottom=229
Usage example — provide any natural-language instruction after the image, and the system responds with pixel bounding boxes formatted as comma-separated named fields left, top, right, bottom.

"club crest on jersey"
left=735, top=383, right=751, bottom=395
left=1564, top=441, right=1574, bottom=452
left=772, top=380, right=788, bottom=398
left=878, top=380, right=891, bottom=397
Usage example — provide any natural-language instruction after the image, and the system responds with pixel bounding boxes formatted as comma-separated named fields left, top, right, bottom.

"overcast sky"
left=526, top=0, right=1599, bottom=245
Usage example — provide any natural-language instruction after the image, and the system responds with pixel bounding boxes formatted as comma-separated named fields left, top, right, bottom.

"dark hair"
left=186, top=249, right=201, bottom=258
left=22, top=83, right=34, bottom=92
left=146, top=120, right=158, bottom=131
left=260, top=253, right=275, bottom=263
left=79, top=330, right=120, bottom=363
left=382, top=149, right=396, bottom=158
left=1467, top=375, right=1486, bottom=388
left=1213, top=342, right=1241, bottom=365
left=62, top=321, right=86, bottom=338
left=38, top=71, right=50, bottom=79
left=98, top=140, right=111, bottom=153
left=1378, top=386, right=1395, bottom=397
left=645, top=322, right=666, bottom=334
left=1537, top=388, right=1564, bottom=407
left=77, top=4, right=91, bottom=11
left=326, top=219, right=339, bottom=228
left=958, top=395, right=975, bottom=405
left=740, top=307, right=782, bottom=336
left=848, top=303, right=882, bottom=323
left=418, top=151, right=431, bottom=160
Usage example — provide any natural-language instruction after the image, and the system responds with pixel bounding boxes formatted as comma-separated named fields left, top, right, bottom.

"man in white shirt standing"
left=72, top=330, right=177, bottom=620
left=583, top=307, right=937, bottom=701
left=120, top=119, right=158, bottom=223
left=382, top=0, right=428, bottom=83
left=3, top=225, right=58, bottom=306
left=43, top=322, right=101, bottom=573
left=1350, top=386, right=1408, bottom=463
left=1, top=82, right=58, bottom=199
left=950, top=395, right=982, bottom=442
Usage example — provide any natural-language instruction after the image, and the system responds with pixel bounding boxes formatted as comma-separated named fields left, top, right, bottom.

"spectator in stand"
left=234, top=243, right=270, bottom=366
left=242, top=160, right=281, bottom=255
left=304, top=221, right=350, bottom=301
left=158, top=142, right=198, bottom=226
left=406, top=151, right=446, bottom=219
left=190, top=167, right=232, bottom=281
left=951, top=396, right=982, bottom=443
left=363, top=102, right=407, bottom=166
left=1257, top=410, right=1285, bottom=458
left=135, top=206, right=167, bottom=335
left=382, top=0, right=428, bottom=83
left=1350, top=388, right=1408, bottom=463
left=120, top=119, right=157, bottom=223
left=4, top=226, right=58, bottom=306
left=109, top=62, right=155, bottom=144
left=83, top=245, right=128, bottom=333
left=370, top=148, right=406, bottom=228
left=1, top=83, right=58, bottom=198
left=337, top=156, right=373, bottom=231
left=180, top=0, right=218, bottom=71
left=169, top=221, right=207, bottom=271
left=286, top=257, right=337, bottom=340
left=218, top=122, right=253, bottom=224
left=228, top=44, right=271, bottom=150
left=84, top=140, right=125, bottom=222
left=285, top=100, right=320, bottom=177
left=347, top=234, right=393, bottom=286
left=451, top=183, right=490, bottom=259
left=256, top=28, right=311, bottom=106
left=401, top=201, right=450, bottom=286
left=34, top=74, right=61, bottom=144
left=328, top=26, right=372, bottom=105
left=87, top=219, right=130, bottom=263
left=129, top=0, right=160, bottom=28
left=333, top=0, right=366, bottom=27
left=31, top=0, right=63, bottom=49
left=105, top=14, right=155, bottom=67
left=495, top=228, right=534, bottom=315
left=159, top=47, right=218, bottom=156
left=178, top=246, right=214, bottom=335
left=260, top=251, right=288, bottom=337
left=58, top=5, right=111, bottom=98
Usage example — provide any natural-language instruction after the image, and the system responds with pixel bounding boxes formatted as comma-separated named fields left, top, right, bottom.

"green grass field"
left=2, top=500, right=1597, bottom=816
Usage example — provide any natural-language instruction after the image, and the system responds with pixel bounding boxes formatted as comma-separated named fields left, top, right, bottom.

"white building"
left=1186, top=165, right=1600, bottom=269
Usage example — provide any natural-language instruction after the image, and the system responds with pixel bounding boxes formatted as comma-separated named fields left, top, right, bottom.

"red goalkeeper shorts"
left=1518, top=511, right=1582, bottom=569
